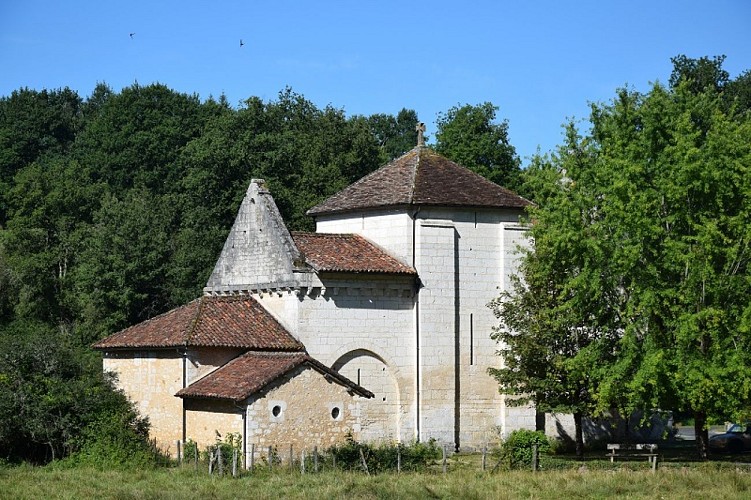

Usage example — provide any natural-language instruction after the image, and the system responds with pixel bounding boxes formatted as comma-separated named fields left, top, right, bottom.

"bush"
left=327, top=434, right=440, bottom=473
left=497, top=430, right=549, bottom=469
left=59, top=412, right=160, bottom=469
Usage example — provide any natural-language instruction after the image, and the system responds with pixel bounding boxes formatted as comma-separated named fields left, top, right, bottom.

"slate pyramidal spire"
left=307, top=136, right=531, bottom=217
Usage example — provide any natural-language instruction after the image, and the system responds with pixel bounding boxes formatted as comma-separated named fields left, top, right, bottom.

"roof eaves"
left=304, top=357, right=375, bottom=399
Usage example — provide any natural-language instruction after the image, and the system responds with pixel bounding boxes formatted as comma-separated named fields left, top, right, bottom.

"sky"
left=1, top=0, right=750, bottom=165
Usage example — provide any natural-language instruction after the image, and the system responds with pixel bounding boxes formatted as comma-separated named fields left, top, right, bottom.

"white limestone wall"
left=415, top=221, right=458, bottom=448
left=413, top=208, right=535, bottom=449
left=307, top=205, right=535, bottom=448
left=315, top=211, right=414, bottom=264
left=292, top=277, right=417, bottom=443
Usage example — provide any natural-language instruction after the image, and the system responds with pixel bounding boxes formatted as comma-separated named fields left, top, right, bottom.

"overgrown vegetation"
left=494, top=430, right=550, bottom=469
left=490, top=54, right=751, bottom=459
left=328, top=435, right=441, bottom=473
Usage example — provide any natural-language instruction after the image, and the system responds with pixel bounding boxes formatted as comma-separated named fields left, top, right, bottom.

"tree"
left=669, top=55, right=730, bottom=94
left=367, top=108, right=420, bottom=161
left=489, top=127, right=621, bottom=458
left=72, top=83, right=207, bottom=192
left=670, top=54, right=751, bottom=114
left=0, top=157, right=104, bottom=326
left=0, top=319, right=151, bottom=464
left=496, top=66, right=751, bottom=459
left=73, top=190, right=177, bottom=342
left=435, top=102, right=521, bottom=190
left=0, top=87, right=83, bottom=225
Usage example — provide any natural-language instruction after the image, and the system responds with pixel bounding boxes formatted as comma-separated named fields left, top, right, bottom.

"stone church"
left=94, top=142, right=536, bottom=459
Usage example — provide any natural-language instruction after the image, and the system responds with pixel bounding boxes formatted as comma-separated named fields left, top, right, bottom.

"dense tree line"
left=0, top=81, right=519, bottom=464
left=491, top=55, right=751, bottom=459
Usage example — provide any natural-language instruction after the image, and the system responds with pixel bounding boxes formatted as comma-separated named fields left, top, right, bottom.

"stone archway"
left=332, top=349, right=399, bottom=442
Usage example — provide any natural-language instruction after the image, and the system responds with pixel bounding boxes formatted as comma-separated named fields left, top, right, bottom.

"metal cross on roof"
left=416, top=122, right=426, bottom=147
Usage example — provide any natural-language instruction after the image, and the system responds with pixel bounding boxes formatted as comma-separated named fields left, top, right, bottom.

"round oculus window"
left=272, top=405, right=282, bottom=417
left=331, top=407, right=340, bottom=419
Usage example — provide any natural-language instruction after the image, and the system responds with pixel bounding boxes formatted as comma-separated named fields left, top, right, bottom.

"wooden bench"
left=606, top=443, right=658, bottom=464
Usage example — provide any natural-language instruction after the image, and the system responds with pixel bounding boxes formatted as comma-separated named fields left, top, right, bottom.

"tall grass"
left=1, top=464, right=750, bottom=499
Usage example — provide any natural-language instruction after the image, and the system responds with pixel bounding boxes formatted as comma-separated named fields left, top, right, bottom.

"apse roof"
left=307, top=147, right=530, bottom=216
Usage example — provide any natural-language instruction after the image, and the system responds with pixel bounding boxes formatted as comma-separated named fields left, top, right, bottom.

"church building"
left=94, top=140, right=536, bottom=458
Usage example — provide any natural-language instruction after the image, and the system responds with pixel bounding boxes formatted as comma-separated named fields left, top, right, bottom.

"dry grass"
left=1, top=462, right=751, bottom=499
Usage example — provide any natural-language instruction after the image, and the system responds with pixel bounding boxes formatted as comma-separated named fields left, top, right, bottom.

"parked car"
left=709, top=423, right=751, bottom=453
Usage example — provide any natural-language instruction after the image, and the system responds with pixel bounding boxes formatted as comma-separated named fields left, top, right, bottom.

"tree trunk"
left=694, top=410, right=709, bottom=460
left=573, top=411, right=584, bottom=459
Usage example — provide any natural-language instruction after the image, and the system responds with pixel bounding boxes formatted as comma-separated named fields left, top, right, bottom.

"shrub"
left=497, top=430, right=550, bottom=469
left=327, top=434, right=440, bottom=473
left=60, top=411, right=160, bottom=469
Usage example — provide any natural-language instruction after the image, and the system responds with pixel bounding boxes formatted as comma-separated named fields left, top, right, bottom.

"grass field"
left=2, top=459, right=751, bottom=499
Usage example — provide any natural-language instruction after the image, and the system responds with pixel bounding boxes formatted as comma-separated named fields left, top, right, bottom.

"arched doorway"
left=332, top=349, right=399, bottom=442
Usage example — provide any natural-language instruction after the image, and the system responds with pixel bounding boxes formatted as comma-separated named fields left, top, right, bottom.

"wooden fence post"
left=218, top=447, right=223, bottom=476
left=314, top=446, right=319, bottom=473
left=289, top=444, right=294, bottom=470
left=175, top=440, right=182, bottom=465
left=268, top=445, right=273, bottom=471
left=209, top=451, right=214, bottom=475
left=359, top=448, right=370, bottom=476
left=232, top=449, right=238, bottom=477
left=301, top=449, right=306, bottom=474
left=397, top=444, right=401, bottom=473
left=532, top=444, right=538, bottom=472
left=250, top=443, right=255, bottom=472
left=482, top=445, right=487, bottom=471
left=442, top=445, right=447, bottom=474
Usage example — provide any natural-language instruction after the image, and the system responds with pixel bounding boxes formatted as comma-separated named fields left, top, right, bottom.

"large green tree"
left=495, top=59, right=751, bottom=459
left=489, top=126, right=622, bottom=458
left=367, top=108, right=420, bottom=161
left=435, top=102, right=521, bottom=190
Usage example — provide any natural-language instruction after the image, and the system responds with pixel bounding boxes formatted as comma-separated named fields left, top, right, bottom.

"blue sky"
left=2, top=1, right=750, bottom=165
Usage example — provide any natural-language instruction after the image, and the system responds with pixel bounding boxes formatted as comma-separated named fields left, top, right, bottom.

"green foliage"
left=435, top=102, right=521, bottom=190
left=367, top=108, right=419, bottom=160
left=327, top=434, right=440, bottom=473
left=495, top=55, right=751, bottom=459
left=0, top=320, right=151, bottom=464
left=496, top=430, right=550, bottom=469
left=209, top=432, right=242, bottom=464
left=61, top=412, right=158, bottom=469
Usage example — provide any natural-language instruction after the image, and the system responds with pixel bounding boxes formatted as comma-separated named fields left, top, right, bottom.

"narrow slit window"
left=470, top=313, right=474, bottom=365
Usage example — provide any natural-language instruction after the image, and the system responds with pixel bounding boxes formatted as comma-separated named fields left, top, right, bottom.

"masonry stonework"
left=245, top=365, right=365, bottom=451
left=103, top=352, right=183, bottom=450
left=97, top=147, right=540, bottom=456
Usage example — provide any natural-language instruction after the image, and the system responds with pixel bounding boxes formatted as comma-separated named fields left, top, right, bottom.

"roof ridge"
left=408, top=147, right=420, bottom=204
left=183, top=295, right=206, bottom=345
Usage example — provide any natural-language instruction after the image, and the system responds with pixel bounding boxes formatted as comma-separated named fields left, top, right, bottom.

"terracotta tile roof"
left=292, top=232, right=416, bottom=275
left=92, top=296, right=304, bottom=351
left=307, top=147, right=531, bottom=216
left=176, top=351, right=374, bottom=401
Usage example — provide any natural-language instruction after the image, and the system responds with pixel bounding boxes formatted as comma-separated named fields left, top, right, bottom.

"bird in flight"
left=129, top=32, right=135, bottom=39
left=240, top=39, right=244, bottom=47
